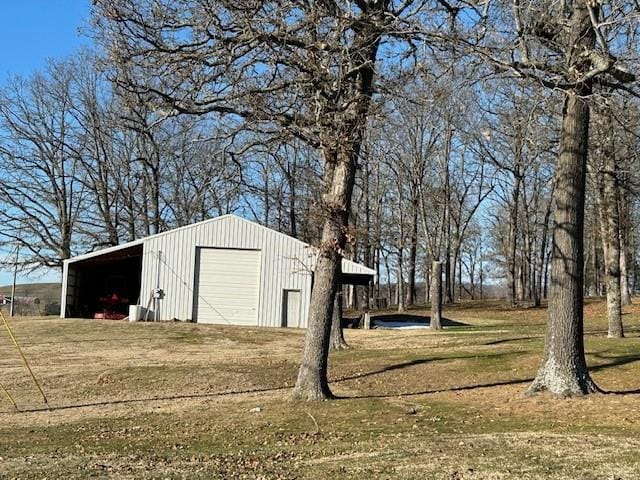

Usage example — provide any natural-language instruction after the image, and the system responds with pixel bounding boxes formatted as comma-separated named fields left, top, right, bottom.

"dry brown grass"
left=1, top=299, right=640, bottom=479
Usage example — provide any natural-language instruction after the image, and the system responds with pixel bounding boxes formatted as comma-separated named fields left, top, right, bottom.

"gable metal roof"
left=65, top=215, right=376, bottom=277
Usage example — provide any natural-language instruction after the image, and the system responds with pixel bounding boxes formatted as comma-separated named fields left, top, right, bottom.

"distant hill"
left=0, top=283, right=61, bottom=316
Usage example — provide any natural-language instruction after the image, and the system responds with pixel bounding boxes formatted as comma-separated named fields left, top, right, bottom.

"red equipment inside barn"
left=93, top=292, right=129, bottom=320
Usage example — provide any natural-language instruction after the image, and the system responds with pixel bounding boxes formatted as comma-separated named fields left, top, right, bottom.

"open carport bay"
left=63, top=244, right=143, bottom=319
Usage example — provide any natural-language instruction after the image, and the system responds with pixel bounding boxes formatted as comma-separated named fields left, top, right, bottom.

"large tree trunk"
left=598, top=155, right=624, bottom=338
left=292, top=148, right=357, bottom=401
left=397, top=250, right=406, bottom=312
left=363, top=161, right=373, bottom=311
left=292, top=13, right=381, bottom=400
left=528, top=1, right=601, bottom=394
left=535, top=197, right=552, bottom=306
left=431, top=261, right=443, bottom=330
left=587, top=218, right=599, bottom=297
left=329, top=290, right=348, bottom=350
left=442, top=126, right=454, bottom=304
left=406, top=204, right=419, bottom=306
left=620, top=218, right=632, bottom=305
left=506, top=174, right=521, bottom=308
left=528, top=79, right=599, bottom=395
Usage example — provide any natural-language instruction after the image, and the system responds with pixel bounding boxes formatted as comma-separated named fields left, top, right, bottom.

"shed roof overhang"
left=341, top=272, right=374, bottom=286
left=69, top=244, right=143, bottom=267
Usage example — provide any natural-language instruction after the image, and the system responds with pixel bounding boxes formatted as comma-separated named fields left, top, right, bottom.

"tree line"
left=1, top=0, right=639, bottom=399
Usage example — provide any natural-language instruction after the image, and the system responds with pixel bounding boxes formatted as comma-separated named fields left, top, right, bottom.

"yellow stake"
left=0, top=380, right=18, bottom=410
left=0, top=310, right=48, bottom=404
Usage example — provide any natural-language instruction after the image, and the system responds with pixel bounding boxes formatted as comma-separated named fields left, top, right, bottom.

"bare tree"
left=590, top=104, right=624, bottom=337
left=0, top=63, right=86, bottom=269
left=451, top=0, right=639, bottom=396
left=162, top=117, right=242, bottom=226
left=475, top=83, right=557, bottom=307
left=93, top=0, right=438, bottom=400
left=431, top=260, right=442, bottom=330
left=67, top=52, right=123, bottom=248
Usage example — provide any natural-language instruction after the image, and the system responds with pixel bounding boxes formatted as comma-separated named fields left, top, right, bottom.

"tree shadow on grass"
left=590, top=352, right=640, bottom=372
left=590, top=352, right=640, bottom=394
left=339, top=349, right=640, bottom=399
left=333, top=351, right=522, bottom=383
left=585, top=326, right=640, bottom=337
left=607, top=388, right=640, bottom=394
left=6, top=347, right=640, bottom=414
left=483, top=336, right=542, bottom=346
left=344, top=377, right=535, bottom=400
left=0, top=384, right=293, bottom=415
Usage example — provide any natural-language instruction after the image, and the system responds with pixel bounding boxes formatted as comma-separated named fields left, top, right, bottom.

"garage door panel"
left=195, top=248, right=260, bottom=325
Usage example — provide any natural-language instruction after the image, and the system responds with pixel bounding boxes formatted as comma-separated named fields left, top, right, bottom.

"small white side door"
left=282, top=290, right=301, bottom=328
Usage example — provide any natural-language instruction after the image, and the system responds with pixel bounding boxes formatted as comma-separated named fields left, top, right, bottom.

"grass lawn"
left=1, top=299, right=640, bottom=479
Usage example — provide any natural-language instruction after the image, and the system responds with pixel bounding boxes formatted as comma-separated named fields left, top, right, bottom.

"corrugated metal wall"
left=140, top=215, right=314, bottom=326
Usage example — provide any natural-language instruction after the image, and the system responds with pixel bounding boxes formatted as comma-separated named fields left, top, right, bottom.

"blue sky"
left=0, top=1, right=90, bottom=81
left=0, top=1, right=90, bottom=285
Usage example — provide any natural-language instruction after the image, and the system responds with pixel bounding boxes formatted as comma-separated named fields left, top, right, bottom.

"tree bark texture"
left=620, top=221, right=632, bottom=305
left=528, top=85, right=599, bottom=396
left=397, top=252, right=406, bottom=312
left=431, top=261, right=443, bottom=330
left=292, top=10, right=382, bottom=400
left=506, top=173, right=521, bottom=308
left=406, top=204, right=419, bottom=306
left=598, top=155, right=624, bottom=338
left=535, top=197, right=552, bottom=305
left=292, top=151, right=355, bottom=400
left=329, top=290, right=348, bottom=351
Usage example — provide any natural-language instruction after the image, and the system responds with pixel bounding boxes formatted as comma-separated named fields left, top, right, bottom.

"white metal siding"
left=62, top=214, right=372, bottom=325
left=194, top=248, right=260, bottom=325
left=60, top=262, right=69, bottom=317
left=139, top=215, right=314, bottom=326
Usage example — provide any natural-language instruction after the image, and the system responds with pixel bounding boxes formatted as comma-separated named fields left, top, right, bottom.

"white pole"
left=155, top=250, right=162, bottom=322
left=9, top=241, right=19, bottom=318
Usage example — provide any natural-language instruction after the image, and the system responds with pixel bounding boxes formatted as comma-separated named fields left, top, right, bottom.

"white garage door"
left=194, top=248, right=261, bottom=325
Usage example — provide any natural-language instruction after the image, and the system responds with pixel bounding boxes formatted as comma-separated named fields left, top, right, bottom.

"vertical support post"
left=431, top=261, right=443, bottom=330
left=9, top=241, right=19, bottom=318
left=364, top=277, right=371, bottom=330
left=363, top=311, right=371, bottom=330
left=154, top=250, right=162, bottom=322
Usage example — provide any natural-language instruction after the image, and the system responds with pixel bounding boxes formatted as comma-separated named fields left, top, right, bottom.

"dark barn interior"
left=341, top=273, right=373, bottom=286
left=65, top=244, right=143, bottom=318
